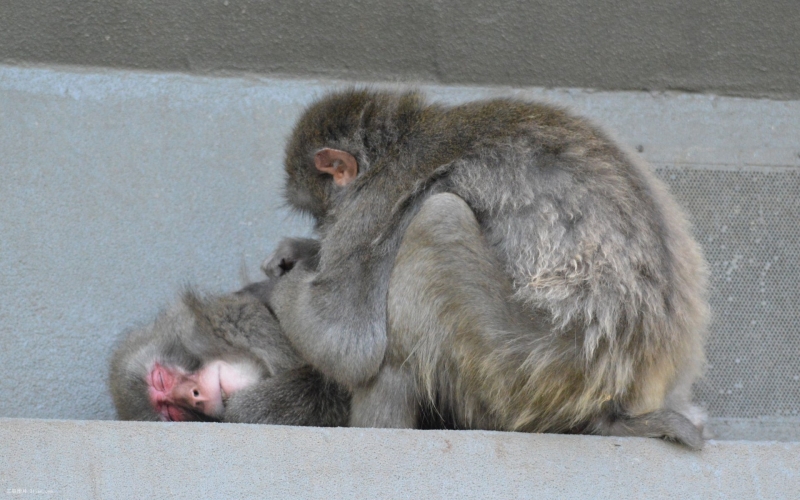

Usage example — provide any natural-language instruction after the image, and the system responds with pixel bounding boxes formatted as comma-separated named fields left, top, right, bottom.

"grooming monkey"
left=109, top=278, right=350, bottom=426
left=266, top=89, right=710, bottom=448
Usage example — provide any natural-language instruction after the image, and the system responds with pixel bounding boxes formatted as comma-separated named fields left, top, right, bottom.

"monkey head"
left=283, top=88, right=424, bottom=223
left=109, top=287, right=301, bottom=422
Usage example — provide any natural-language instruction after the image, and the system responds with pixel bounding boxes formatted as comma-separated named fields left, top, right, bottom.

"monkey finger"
left=260, top=253, right=294, bottom=279
left=261, top=238, right=321, bottom=278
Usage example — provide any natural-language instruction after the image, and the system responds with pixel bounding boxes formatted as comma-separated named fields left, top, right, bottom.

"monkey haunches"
left=110, top=89, right=709, bottom=449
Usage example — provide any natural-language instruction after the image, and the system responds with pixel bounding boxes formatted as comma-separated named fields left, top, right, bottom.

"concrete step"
left=1, top=418, right=798, bottom=500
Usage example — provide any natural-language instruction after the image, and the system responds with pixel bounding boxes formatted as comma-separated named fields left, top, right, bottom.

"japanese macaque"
left=265, top=89, right=710, bottom=448
left=108, top=279, right=349, bottom=426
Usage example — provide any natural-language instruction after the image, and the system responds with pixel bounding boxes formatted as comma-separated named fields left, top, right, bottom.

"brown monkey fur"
left=267, top=89, right=709, bottom=448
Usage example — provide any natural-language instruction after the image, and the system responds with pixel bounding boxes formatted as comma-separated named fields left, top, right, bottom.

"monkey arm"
left=222, top=366, right=350, bottom=427
left=266, top=184, right=413, bottom=389
left=269, top=262, right=390, bottom=388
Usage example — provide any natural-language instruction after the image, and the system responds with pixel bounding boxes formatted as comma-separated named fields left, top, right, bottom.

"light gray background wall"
left=1, top=0, right=798, bottom=439
left=2, top=65, right=799, bottom=428
left=1, top=0, right=799, bottom=99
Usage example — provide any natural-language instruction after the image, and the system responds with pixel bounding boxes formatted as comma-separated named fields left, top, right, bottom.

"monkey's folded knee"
left=260, top=237, right=321, bottom=278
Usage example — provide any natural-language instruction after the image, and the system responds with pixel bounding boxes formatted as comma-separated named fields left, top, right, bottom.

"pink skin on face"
left=147, top=361, right=259, bottom=421
left=148, top=362, right=223, bottom=421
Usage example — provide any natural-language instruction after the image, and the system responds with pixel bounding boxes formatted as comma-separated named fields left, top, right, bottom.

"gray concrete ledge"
left=2, top=0, right=799, bottom=99
left=0, top=419, right=798, bottom=500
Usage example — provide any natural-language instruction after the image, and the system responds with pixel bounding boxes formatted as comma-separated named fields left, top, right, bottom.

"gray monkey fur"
left=268, top=89, right=710, bottom=448
left=109, top=280, right=350, bottom=426
left=109, top=275, right=448, bottom=429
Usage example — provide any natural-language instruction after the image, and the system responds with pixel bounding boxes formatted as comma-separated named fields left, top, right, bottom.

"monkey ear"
left=314, top=148, right=358, bottom=187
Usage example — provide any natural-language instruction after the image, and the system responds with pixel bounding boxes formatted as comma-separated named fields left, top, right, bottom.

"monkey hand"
left=261, top=238, right=321, bottom=279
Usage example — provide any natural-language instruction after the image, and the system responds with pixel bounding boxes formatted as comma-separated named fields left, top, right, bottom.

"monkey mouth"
left=164, top=404, right=184, bottom=422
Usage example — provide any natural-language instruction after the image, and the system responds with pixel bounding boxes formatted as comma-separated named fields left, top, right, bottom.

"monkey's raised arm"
left=267, top=89, right=441, bottom=389
left=268, top=238, right=394, bottom=388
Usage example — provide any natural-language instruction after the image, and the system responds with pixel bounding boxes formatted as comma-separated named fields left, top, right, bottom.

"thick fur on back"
left=389, top=193, right=707, bottom=440
left=444, top=129, right=709, bottom=430
left=283, top=89, right=710, bottom=440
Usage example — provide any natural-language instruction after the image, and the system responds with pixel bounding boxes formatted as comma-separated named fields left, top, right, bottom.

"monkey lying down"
left=109, top=271, right=446, bottom=428
left=109, top=278, right=350, bottom=426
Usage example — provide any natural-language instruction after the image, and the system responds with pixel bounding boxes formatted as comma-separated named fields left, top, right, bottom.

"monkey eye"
left=193, top=389, right=199, bottom=397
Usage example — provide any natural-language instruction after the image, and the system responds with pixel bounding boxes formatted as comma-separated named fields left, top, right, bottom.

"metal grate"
left=655, top=166, right=800, bottom=420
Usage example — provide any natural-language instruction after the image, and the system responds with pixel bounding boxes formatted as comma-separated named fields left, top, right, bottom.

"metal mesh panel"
left=655, top=166, right=800, bottom=420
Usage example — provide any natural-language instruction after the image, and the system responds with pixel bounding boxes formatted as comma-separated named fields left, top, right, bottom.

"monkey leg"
left=349, top=365, right=418, bottom=428
left=379, top=192, right=518, bottom=430
left=384, top=192, right=705, bottom=448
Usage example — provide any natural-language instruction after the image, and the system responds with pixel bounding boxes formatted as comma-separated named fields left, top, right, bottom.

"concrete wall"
left=2, top=64, right=799, bottom=432
left=2, top=0, right=799, bottom=99
left=2, top=419, right=798, bottom=499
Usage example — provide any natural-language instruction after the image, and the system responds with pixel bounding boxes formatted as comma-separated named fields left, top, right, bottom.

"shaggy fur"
left=269, top=89, right=710, bottom=447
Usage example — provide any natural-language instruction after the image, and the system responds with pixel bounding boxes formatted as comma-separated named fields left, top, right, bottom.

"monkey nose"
left=190, top=387, right=210, bottom=408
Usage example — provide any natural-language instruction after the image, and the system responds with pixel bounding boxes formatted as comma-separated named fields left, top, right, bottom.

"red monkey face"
left=147, top=360, right=260, bottom=421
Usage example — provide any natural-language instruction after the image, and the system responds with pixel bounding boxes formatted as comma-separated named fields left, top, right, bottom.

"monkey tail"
left=594, top=409, right=704, bottom=450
